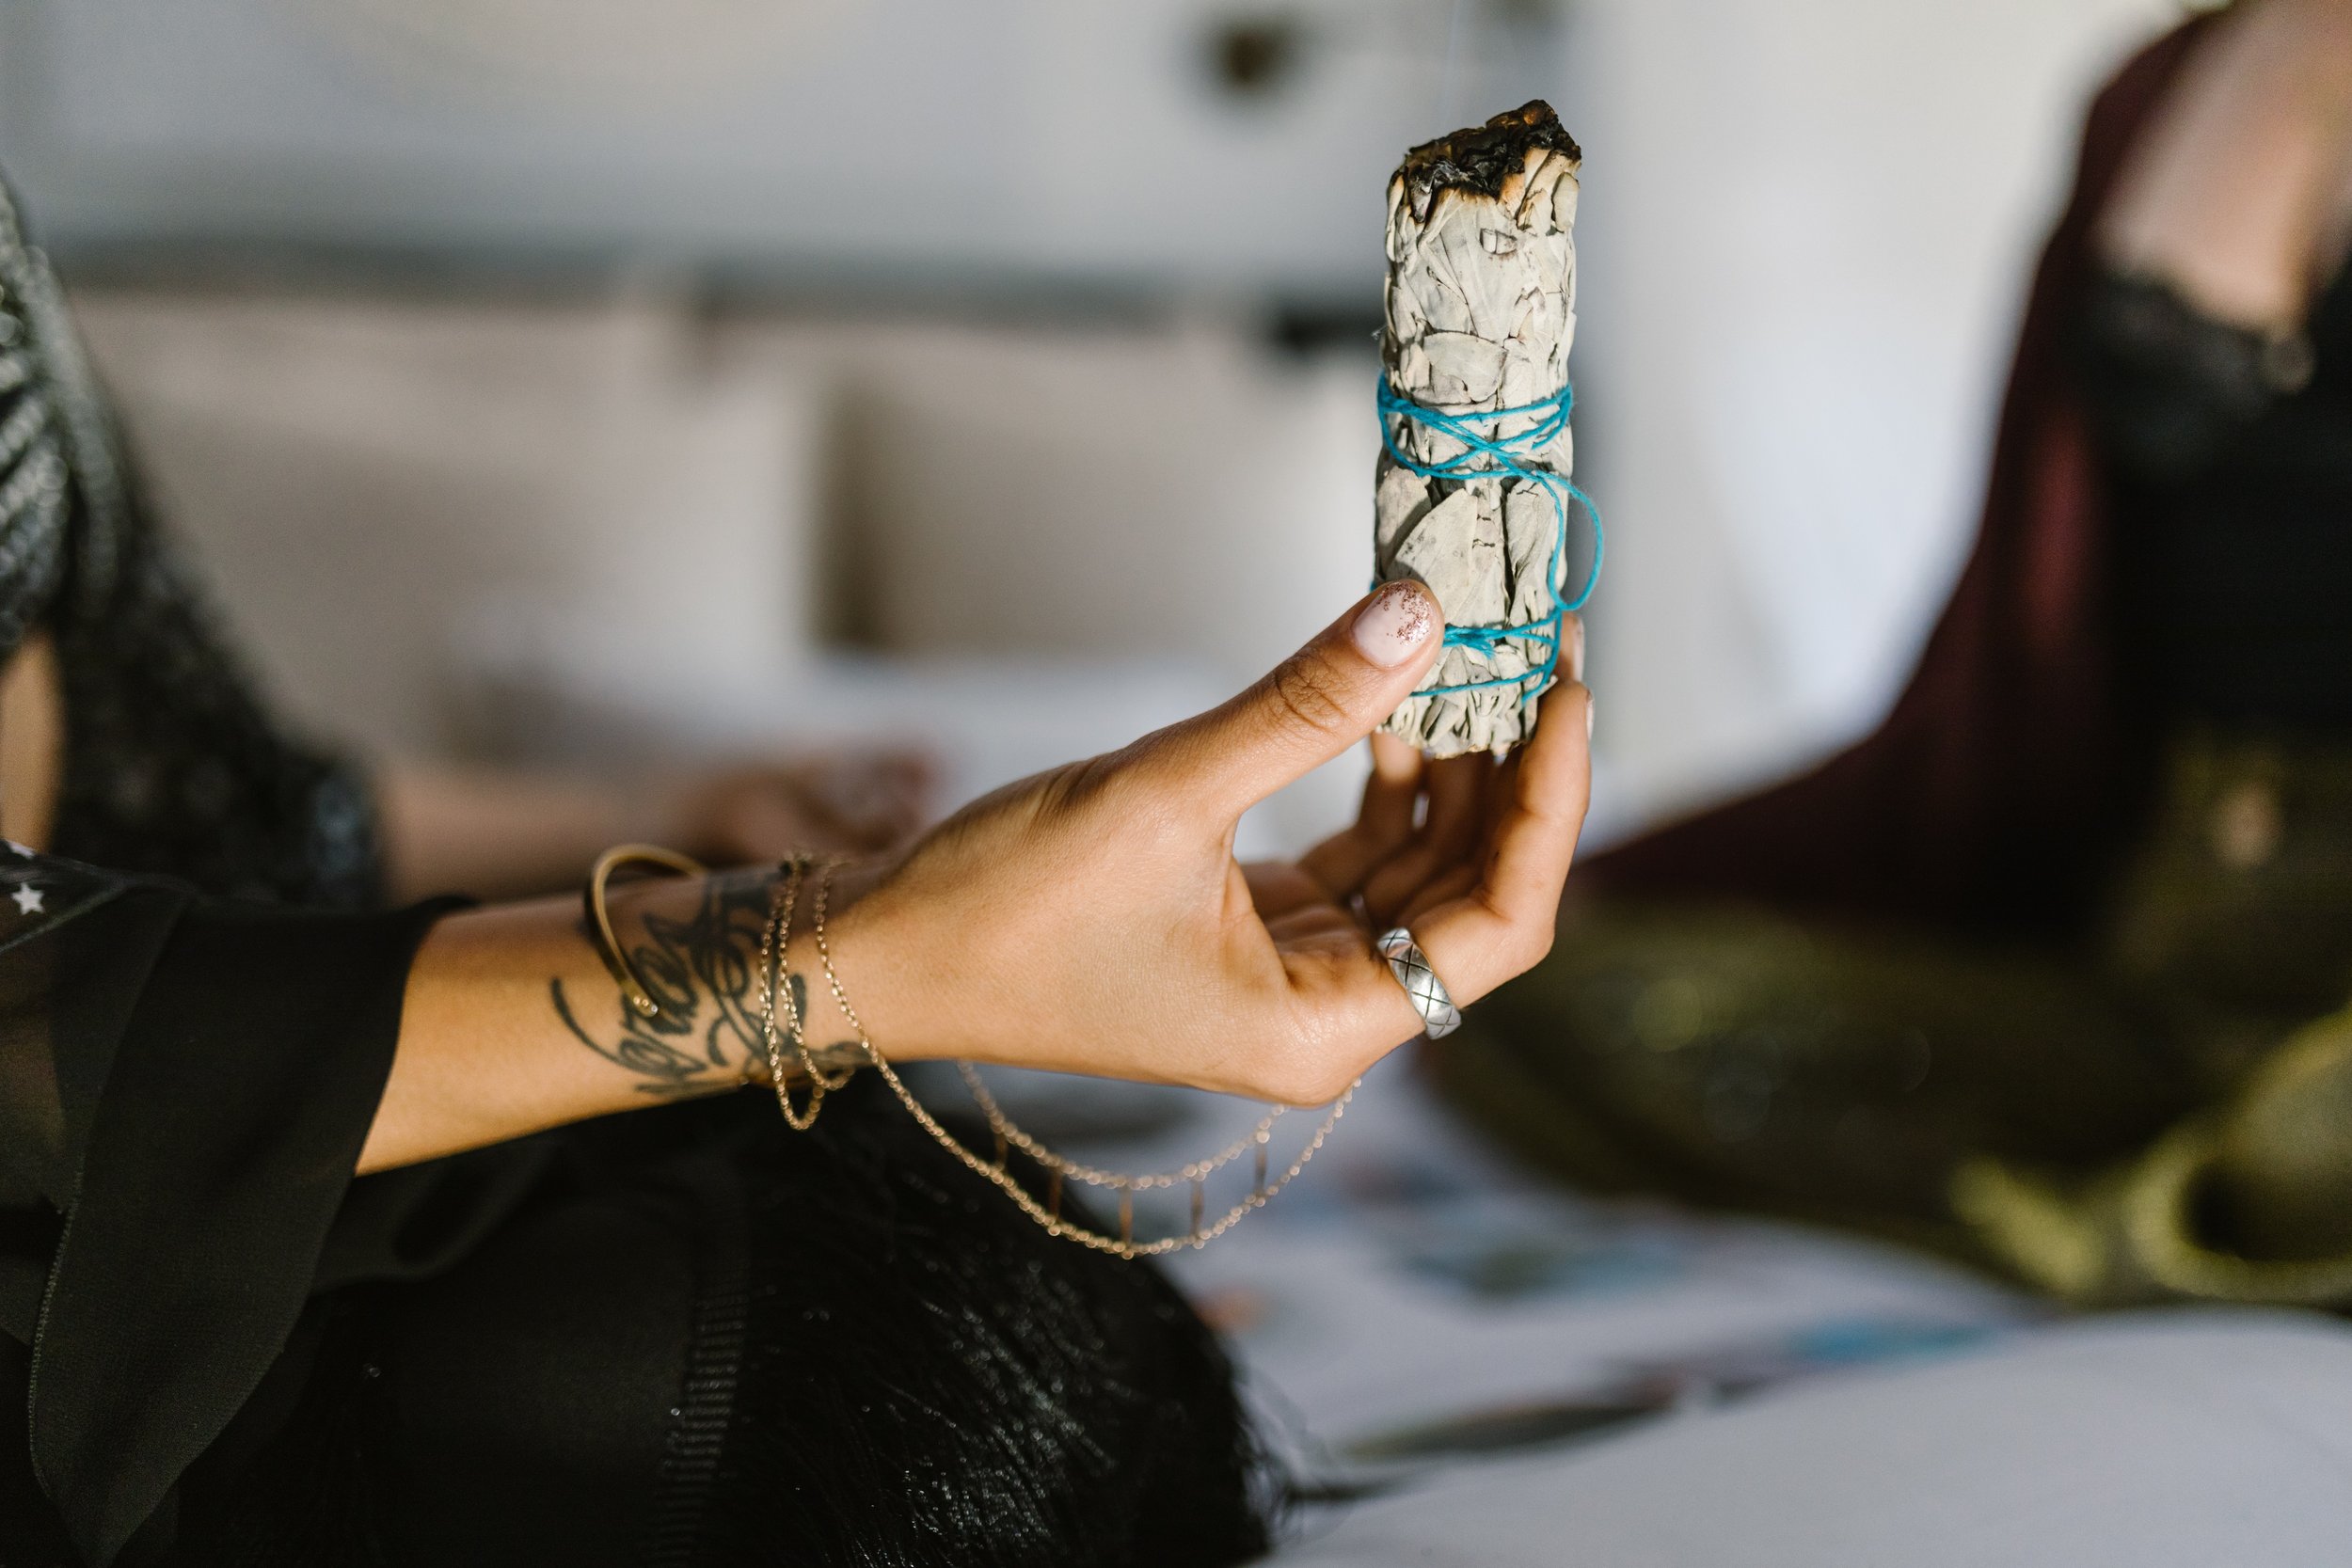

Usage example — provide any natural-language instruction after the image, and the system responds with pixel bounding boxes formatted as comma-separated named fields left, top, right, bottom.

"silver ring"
left=1376, top=927, right=1463, bottom=1040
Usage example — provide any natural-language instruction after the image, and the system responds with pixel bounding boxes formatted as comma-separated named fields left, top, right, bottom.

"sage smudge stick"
left=1375, top=101, right=1585, bottom=759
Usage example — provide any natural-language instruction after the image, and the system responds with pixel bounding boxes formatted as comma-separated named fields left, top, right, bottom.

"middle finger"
left=1360, top=752, right=1493, bottom=923
left=1299, top=732, right=1426, bottom=897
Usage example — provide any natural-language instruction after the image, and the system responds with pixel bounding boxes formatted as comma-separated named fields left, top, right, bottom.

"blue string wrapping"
left=1375, top=372, right=1603, bottom=703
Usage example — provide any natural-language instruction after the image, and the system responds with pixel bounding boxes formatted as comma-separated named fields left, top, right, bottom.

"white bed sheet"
left=1005, top=1055, right=2352, bottom=1564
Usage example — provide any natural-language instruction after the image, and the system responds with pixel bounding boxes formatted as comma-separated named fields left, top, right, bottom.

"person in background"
left=0, top=173, right=1593, bottom=1564
left=1438, top=0, right=2352, bottom=1308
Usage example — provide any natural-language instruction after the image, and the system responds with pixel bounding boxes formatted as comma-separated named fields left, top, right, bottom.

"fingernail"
left=1567, top=616, right=1587, bottom=683
left=1353, top=581, right=1438, bottom=668
left=1585, top=692, right=1597, bottom=739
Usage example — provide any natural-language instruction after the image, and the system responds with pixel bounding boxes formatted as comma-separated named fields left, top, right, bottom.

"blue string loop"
left=1376, top=372, right=1603, bottom=702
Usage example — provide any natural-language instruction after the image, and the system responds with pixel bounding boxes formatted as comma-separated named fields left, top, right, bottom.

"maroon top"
left=1586, top=19, right=2213, bottom=940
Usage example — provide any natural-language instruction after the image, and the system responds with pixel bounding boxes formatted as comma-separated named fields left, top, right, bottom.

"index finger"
left=1126, top=583, right=1444, bottom=827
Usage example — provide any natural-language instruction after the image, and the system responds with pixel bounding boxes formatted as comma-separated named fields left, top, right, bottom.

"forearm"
left=358, top=863, right=876, bottom=1174
left=2102, top=0, right=2352, bottom=326
left=376, top=761, right=654, bottom=904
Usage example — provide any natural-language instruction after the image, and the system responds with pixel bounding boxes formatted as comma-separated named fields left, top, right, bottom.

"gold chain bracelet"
left=766, top=855, right=1357, bottom=1260
left=582, top=844, right=709, bottom=1017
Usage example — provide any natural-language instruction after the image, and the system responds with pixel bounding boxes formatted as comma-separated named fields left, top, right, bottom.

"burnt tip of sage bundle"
left=1396, top=101, right=1582, bottom=220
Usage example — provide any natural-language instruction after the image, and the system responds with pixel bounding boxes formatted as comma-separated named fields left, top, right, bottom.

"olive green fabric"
left=1443, top=729, right=2352, bottom=1306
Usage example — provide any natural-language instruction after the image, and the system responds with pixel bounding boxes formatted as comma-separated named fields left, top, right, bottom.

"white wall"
left=0, top=0, right=1549, bottom=300
left=1570, top=0, right=2182, bottom=822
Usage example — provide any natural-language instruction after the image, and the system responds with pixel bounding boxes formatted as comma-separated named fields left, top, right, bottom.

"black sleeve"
left=0, top=846, right=459, bottom=1566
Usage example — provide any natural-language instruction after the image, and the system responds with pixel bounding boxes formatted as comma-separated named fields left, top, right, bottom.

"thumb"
left=1141, top=580, right=1444, bottom=823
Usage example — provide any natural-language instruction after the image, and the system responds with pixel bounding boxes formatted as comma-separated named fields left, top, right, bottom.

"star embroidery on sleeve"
left=12, top=883, right=43, bottom=915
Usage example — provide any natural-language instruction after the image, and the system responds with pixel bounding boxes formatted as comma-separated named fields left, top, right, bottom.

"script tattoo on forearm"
left=550, top=868, right=768, bottom=1094
left=549, top=868, right=866, bottom=1096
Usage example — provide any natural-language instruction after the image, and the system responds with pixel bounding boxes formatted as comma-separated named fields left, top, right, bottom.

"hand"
left=816, top=581, right=1592, bottom=1106
left=663, top=750, right=935, bottom=863
left=1298, top=614, right=1587, bottom=930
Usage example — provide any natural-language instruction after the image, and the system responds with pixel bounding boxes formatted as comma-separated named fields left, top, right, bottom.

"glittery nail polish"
left=1353, top=581, right=1437, bottom=668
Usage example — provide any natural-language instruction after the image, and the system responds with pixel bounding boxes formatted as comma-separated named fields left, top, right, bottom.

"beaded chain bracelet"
left=765, top=855, right=1355, bottom=1259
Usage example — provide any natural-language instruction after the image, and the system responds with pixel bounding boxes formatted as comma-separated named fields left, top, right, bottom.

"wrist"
left=781, top=855, right=945, bottom=1068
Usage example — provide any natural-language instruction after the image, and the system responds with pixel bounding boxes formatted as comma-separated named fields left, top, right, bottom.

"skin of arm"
left=376, top=764, right=655, bottom=906
left=2102, top=0, right=2352, bottom=329
left=361, top=867, right=797, bottom=1172
left=358, top=581, right=1594, bottom=1175
left=0, top=629, right=58, bottom=851
left=376, top=753, right=932, bottom=905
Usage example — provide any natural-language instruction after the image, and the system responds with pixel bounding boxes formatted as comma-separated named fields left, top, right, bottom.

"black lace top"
left=0, top=183, right=382, bottom=906
left=2077, top=263, right=2352, bottom=733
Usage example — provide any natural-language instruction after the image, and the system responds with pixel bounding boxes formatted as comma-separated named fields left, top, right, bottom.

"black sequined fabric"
left=358, top=1089, right=1272, bottom=1568
left=178, top=1089, right=1273, bottom=1568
